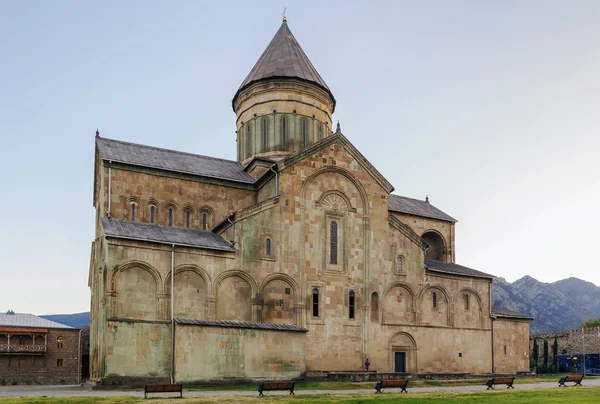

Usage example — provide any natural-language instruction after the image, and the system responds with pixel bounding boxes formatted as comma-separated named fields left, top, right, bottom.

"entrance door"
left=394, top=352, right=406, bottom=373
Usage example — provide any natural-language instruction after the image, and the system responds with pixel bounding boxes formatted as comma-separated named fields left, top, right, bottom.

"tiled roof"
left=96, top=137, right=255, bottom=183
left=0, top=312, right=74, bottom=329
left=102, top=218, right=235, bottom=251
left=388, top=195, right=457, bottom=222
left=492, top=306, right=534, bottom=320
left=425, top=260, right=495, bottom=279
left=234, top=21, right=335, bottom=108
left=175, top=318, right=307, bottom=332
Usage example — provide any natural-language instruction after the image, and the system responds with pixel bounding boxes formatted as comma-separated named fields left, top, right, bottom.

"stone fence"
left=529, top=327, right=600, bottom=362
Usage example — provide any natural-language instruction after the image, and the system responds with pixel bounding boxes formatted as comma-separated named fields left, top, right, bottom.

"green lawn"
left=1, top=388, right=600, bottom=404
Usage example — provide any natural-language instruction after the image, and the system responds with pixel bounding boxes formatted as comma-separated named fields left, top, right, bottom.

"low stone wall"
left=530, top=327, right=600, bottom=362
left=306, top=371, right=537, bottom=382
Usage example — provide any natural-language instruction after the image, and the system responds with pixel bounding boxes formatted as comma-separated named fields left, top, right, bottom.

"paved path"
left=1, top=378, right=599, bottom=399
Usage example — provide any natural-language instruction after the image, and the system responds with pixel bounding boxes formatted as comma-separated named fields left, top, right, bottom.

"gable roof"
left=102, top=218, right=235, bottom=251
left=492, top=306, right=534, bottom=320
left=389, top=194, right=457, bottom=223
left=0, top=312, right=74, bottom=329
left=425, top=260, right=494, bottom=279
left=278, top=133, right=394, bottom=193
left=96, top=136, right=255, bottom=184
left=233, top=20, right=335, bottom=109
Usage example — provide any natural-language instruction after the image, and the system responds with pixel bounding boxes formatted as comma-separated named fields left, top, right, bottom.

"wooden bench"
left=558, top=375, right=584, bottom=387
left=486, top=377, right=515, bottom=390
left=375, top=379, right=409, bottom=393
left=257, top=381, right=295, bottom=396
left=144, top=384, right=183, bottom=399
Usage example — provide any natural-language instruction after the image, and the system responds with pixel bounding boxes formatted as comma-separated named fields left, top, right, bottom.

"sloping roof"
left=102, top=218, right=235, bottom=251
left=96, top=137, right=255, bottom=183
left=492, top=306, right=534, bottom=320
left=389, top=194, right=457, bottom=222
left=425, top=260, right=494, bottom=279
left=0, top=312, right=74, bottom=329
left=175, top=318, right=307, bottom=332
left=234, top=21, right=335, bottom=108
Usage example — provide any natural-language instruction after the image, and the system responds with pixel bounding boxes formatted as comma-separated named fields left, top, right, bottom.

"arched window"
left=349, top=290, right=355, bottom=319
left=312, top=288, right=319, bottom=317
left=397, top=256, right=403, bottom=273
left=282, top=117, right=287, bottom=147
left=130, top=203, right=136, bottom=221
left=246, top=125, right=252, bottom=156
left=202, top=212, right=208, bottom=230
left=266, top=238, right=272, bottom=256
left=302, top=119, right=307, bottom=147
left=262, top=118, right=267, bottom=149
left=185, top=210, right=191, bottom=228
left=57, top=336, right=64, bottom=349
left=168, top=207, right=173, bottom=226
left=504, top=344, right=507, bottom=355
left=432, top=291, right=437, bottom=309
left=464, top=294, right=470, bottom=310
left=330, top=221, right=338, bottom=265
left=371, top=292, right=379, bottom=322
left=149, top=205, right=156, bottom=224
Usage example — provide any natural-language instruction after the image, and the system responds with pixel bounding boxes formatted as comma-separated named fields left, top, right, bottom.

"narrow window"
left=504, top=345, right=507, bottom=355
left=371, top=292, right=379, bottom=322
left=130, top=203, right=135, bottom=221
left=349, top=290, right=355, bottom=319
left=57, top=359, right=63, bottom=367
left=319, top=124, right=323, bottom=140
left=150, top=206, right=155, bottom=224
left=266, top=238, right=271, bottom=256
left=397, top=256, right=403, bottom=273
left=57, top=336, right=64, bottom=349
left=302, top=119, right=307, bottom=147
left=202, top=212, right=207, bottom=230
left=330, top=221, right=338, bottom=265
left=312, top=288, right=319, bottom=317
left=432, top=291, right=437, bottom=309
left=464, top=294, right=470, bottom=310
left=185, top=210, right=191, bottom=228
left=263, top=119, right=267, bottom=149
left=282, top=118, right=287, bottom=147
left=168, top=208, right=173, bottom=226
left=246, top=125, right=252, bottom=156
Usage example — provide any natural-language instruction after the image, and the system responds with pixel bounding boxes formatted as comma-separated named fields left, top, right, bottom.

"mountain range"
left=39, top=276, right=600, bottom=334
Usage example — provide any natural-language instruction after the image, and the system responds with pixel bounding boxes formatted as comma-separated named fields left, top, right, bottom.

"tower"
left=232, top=18, right=336, bottom=164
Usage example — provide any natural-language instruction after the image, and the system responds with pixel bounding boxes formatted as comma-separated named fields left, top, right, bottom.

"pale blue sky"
left=1, top=1, right=599, bottom=314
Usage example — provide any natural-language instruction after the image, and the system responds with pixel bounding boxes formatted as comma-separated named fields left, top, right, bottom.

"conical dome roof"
left=233, top=20, right=335, bottom=109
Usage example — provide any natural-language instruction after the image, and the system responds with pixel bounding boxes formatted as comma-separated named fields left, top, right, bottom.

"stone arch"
left=214, top=270, right=258, bottom=321
left=300, top=166, right=369, bottom=215
left=389, top=332, right=417, bottom=373
left=382, top=282, right=417, bottom=325
left=165, top=265, right=211, bottom=319
left=454, top=287, right=484, bottom=329
left=316, top=189, right=356, bottom=213
left=260, top=273, right=299, bottom=324
left=111, top=261, right=162, bottom=320
left=422, top=230, right=447, bottom=261
left=419, top=284, right=451, bottom=327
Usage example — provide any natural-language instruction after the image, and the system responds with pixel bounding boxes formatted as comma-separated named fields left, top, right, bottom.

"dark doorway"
left=394, top=352, right=406, bottom=373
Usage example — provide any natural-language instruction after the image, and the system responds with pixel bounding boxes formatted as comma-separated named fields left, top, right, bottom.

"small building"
left=0, top=311, right=82, bottom=385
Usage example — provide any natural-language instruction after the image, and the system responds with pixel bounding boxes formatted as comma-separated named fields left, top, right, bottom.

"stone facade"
left=89, top=18, right=531, bottom=384
left=529, top=327, right=600, bottom=362
left=0, top=328, right=81, bottom=385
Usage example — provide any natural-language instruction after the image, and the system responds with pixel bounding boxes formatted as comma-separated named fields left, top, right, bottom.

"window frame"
left=56, top=358, right=63, bottom=367
left=185, top=210, right=191, bottom=228
left=349, top=290, right=355, bottom=319
left=57, top=336, right=64, bottom=349
left=312, top=288, right=319, bottom=317
left=149, top=205, right=156, bottom=224
left=464, top=294, right=470, bottom=311
left=329, top=220, right=339, bottom=265
left=432, top=291, right=437, bottom=309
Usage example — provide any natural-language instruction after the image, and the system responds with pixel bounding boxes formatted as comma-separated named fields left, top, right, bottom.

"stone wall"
left=529, top=327, right=600, bottom=362
left=175, top=324, right=306, bottom=382
left=494, top=318, right=530, bottom=373
left=0, top=328, right=81, bottom=385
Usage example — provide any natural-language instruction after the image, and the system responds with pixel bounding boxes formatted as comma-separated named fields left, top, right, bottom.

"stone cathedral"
left=89, top=18, right=532, bottom=384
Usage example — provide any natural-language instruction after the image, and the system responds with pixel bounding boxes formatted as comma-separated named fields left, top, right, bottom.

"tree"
left=552, top=337, right=559, bottom=369
left=543, top=339, right=549, bottom=368
left=532, top=338, right=539, bottom=368
left=581, top=318, right=600, bottom=328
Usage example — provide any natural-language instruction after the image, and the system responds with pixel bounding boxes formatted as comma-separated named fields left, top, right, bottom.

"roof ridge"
left=97, top=136, right=242, bottom=166
left=390, top=194, right=426, bottom=203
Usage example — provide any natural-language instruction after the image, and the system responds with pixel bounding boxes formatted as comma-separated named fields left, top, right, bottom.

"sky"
left=1, top=1, right=599, bottom=315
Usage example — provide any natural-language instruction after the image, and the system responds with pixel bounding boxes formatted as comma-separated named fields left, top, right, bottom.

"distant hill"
left=492, top=276, right=600, bottom=333
left=40, top=312, right=90, bottom=328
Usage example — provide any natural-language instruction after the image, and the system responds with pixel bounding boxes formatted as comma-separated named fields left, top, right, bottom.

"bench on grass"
left=558, top=375, right=584, bottom=387
left=144, top=383, right=183, bottom=399
left=375, top=379, right=409, bottom=393
left=258, top=381, right=295, bottom=396
left=486, top=377, right=515, bottom=390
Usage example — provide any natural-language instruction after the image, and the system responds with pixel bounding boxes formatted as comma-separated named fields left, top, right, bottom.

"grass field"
left=1, top=387, right=600, bottom=403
